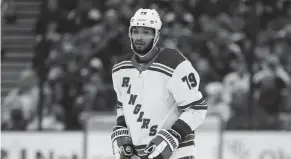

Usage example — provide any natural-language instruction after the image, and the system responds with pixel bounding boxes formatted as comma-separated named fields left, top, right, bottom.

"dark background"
left=1, top=0, right=291, bottom=131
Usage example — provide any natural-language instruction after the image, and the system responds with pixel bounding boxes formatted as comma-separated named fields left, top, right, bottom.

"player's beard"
left=131, top=38, right=154, bottom=56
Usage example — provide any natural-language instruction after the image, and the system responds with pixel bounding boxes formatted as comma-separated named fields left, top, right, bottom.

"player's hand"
left=144, top=129, right=181, bottom=159
left=111, top=127, right=134, bottom=159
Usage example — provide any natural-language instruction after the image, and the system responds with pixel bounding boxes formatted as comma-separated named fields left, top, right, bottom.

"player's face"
left=131, top=26, right=155, bottom=53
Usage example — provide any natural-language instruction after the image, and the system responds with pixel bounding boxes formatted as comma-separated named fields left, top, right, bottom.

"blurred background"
left=1, top=0, right=291, bottom=158
left=1, top=0, right=291, bottom=132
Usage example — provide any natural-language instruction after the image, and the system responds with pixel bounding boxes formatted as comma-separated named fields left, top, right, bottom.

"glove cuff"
left=111, top=127, right=131, bottom=142
left=157, top=129, right=180, bottom=151
left=168, top=129, right=182, bottom=142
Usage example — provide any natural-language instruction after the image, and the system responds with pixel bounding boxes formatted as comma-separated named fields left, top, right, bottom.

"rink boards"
left=2, top=131, right=291, bottom=159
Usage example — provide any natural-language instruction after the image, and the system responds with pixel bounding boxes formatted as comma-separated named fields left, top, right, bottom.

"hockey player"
left=111, top=8, right=207, bottom=159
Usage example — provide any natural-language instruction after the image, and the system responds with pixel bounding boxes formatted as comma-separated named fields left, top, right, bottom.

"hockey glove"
left=144, top=129, right=181, bottom=159
left=111, top=126, right=134, bottom=159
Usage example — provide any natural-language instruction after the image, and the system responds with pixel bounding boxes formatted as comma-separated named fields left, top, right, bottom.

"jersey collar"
left=131, top=47, right=164, bottom=73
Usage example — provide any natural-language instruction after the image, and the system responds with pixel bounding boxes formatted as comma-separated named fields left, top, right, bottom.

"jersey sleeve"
left=167, top=60, right=207, bottom=139
left=112, top=67, right=127, bottom=128
left=167, top=60, right=206, bottom=109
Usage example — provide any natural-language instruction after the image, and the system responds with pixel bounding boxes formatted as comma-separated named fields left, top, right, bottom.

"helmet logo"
left=140, top=11, right=147, bottom=15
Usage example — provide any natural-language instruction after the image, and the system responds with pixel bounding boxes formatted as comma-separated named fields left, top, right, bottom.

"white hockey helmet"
left=129, top=8, right=162, bottom=57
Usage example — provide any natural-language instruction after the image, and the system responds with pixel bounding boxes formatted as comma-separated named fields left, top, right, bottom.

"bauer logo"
left=125, top=146, right=132, bottom=153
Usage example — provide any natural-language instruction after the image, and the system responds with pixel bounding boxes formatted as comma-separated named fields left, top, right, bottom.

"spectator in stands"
left=205, top=82, right=231, bottom=122
left=77, top=58, right=105, bottom=111
left=1, top=0, right=17, bottom=24
left=253, top=55, right=290, bottom=129
left=34, top=0, right=62, bottom=38
left=205, top=31, right=243, bottom=79
left=33, top=22, right=60, bottom=81
left=1, top=70, right=39, bottom=130
left=223, top=60, right=251, bottom=129
left=78, top=1, right=102, bottom=28
left=27, top=104, right=65, bottom=131
left=91, top=9, right=128, bottom=82
left=59, top=0, right=102, bottom=34
left=224, top=60, right=250, bottom=112
left=2, top=108, right=27, bottom=130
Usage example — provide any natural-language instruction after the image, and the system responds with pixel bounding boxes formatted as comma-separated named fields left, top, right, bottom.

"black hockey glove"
left=144, top=129, right=181, bottom=159
left=111, top=126, right=134, bottom=159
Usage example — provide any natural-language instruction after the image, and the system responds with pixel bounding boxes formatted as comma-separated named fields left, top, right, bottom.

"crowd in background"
left=1, top=0, right=291, bottom=131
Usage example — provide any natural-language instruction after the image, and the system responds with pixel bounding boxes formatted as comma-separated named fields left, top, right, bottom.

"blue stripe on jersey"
left=148, top=67, right=173, bottom=77
left=190, top=105, right=208, bottom=110
left=152, top=63, right=174, bottom=73
left=179, top=98, right=207, bottom=110
left=178, top=141, right=195, bottom=148
left=113, top=61, right=132, bottom=70
left=112, top=65, right=135, bottom=73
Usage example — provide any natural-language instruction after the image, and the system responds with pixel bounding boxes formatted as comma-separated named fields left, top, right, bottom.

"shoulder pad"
left=114, top=52, right=133, bottom=65
left=155, top=48, right=186, bottom=70
left=112, top=52, right=133, bottom=73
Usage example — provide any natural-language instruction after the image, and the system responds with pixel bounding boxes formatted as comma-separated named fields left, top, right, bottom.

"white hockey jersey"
left=112, top=48, right=207, bottom=159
